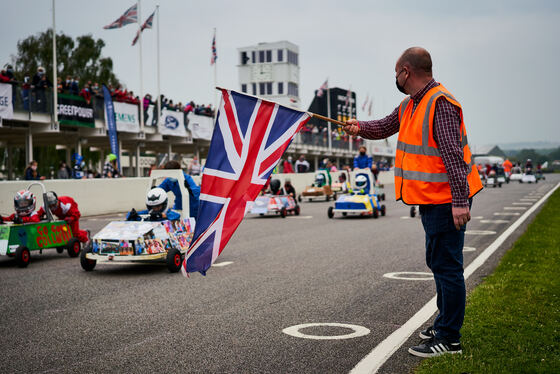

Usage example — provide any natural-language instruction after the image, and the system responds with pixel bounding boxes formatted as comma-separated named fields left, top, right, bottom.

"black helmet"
left=270, top=179, right=281, bottom=194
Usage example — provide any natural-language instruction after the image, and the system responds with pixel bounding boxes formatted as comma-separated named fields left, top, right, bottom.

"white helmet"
left=355, top=175, right=367, bottom=190
left=146, top=187, right=168, bottom=213
left=14, top=189, right=36, bottom=216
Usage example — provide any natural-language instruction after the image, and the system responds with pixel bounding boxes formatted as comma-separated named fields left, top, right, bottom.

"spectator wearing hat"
left=103, top=154, right=121, bottom=178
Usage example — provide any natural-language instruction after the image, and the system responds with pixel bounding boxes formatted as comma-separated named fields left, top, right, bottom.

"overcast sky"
left=1, top=0, right=559, bottom=146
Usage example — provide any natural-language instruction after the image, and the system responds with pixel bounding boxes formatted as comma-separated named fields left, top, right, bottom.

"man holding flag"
left=183, top=89, right=309, bottom=276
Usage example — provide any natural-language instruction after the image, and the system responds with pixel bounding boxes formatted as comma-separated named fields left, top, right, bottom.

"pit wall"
left=0, top=171, right=393, bottom=217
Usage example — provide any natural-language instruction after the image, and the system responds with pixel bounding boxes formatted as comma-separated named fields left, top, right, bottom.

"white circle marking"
left=282, top=323, right=370, bottom=340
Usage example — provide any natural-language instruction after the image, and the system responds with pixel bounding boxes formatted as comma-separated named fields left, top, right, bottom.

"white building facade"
left=237, top=41, right=300, bottom=109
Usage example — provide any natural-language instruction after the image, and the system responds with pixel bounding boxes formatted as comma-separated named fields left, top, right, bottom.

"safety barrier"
left=0, top=171, right=393, bottom=217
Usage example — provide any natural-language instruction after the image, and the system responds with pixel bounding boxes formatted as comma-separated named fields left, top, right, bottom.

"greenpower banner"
left=57, top=93, right=95, bottom=127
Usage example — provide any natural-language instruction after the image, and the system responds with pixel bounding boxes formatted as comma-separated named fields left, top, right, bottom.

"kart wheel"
left=372, top=209, right=379, bottom=219
left=166, top=248, right=182, bottom=273
left=499, top=183, right=502, bottom=188
left=327, top=206, right=334, bottom=219
left=298, top=195, right=302, bottom=203
left=519, top=180, right=522, bottom=183
left=15, top=246, right=30, bottom=268
left=342, top=212, right=347, bottom=217
left=410, top=207, right=416, bottom=218
left=294, top=205, right=300, bottom=216
left=80, top=248, right=96, bottom=271
left=56, top=247, right=64, bottom=254
left=381, top=205, right=386, bottom=216
left=326, top=195, right=331, bottom=202
left=66, top=238, right=81, bottom=258
left=280, top=207, right=287, bottom=218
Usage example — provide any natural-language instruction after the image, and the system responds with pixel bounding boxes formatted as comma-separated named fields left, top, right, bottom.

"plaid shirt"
left=358, top=79, right=469, bottom=207
left=102, top=161, right=120, bottom=178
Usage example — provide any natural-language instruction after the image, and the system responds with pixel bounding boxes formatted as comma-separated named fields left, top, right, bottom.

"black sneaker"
left=419, top=326, right=436, bottom=340
left=408, top=337, right=462, bottom=358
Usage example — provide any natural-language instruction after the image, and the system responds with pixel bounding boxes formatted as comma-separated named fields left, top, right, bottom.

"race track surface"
left=1, top=174, right=558, bottom=374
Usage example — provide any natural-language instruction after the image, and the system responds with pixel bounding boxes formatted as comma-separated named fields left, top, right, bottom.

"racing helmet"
left=146, top=187, right=168, bottom=213
left=270, top=179, right=281, bottom=194
left=14, top=190, right=36, bottom=216
left=46, top=191, right=59, bottom=211
left=315, top=173, right=326, bottom=186
left=355, top=175, right=368, bottom=190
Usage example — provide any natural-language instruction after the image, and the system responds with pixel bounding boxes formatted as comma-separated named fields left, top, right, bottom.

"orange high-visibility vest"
left=395, top=84, right=482, bottom=205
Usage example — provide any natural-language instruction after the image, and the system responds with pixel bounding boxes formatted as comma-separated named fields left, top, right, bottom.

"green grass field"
left=415, top=188, right=560, bottom=374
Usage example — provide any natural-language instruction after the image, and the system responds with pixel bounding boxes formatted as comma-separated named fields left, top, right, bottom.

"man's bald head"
left=398, top=47, right=432, bottom=76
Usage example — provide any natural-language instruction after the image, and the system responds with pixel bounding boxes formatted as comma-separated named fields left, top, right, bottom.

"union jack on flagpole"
left=368, top=98, right=373, bottom=117
left=210, top=29, right=217, bottom=65
left=316, top=79, right=328, bottom=97
left=103, top=4, right=138, bottom=29
left=182, top=89, right=310, bottom=276
left=132, top=10, right=155, bottom=46
left=361, top=93, right=369, bottom=111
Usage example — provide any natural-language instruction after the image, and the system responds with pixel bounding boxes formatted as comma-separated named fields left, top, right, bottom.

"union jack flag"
left=210, top=30, right=217, bottom=65
left=182, top=89, right=310, bottom=276
left=316, top=79, right=328, bottom=97
left=132, top=10, right=155, bottom=46
left=103, top=4, right=138, bottom=30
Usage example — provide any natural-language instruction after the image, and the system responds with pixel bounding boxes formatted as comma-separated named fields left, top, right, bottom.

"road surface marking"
left=504, top=207, right=527, bottom=210
left=465, top=230, right=497, bottom=235
left=480, top=220, right=509, bottom=224
left=494, top=212, right=520, bottom=216
left=400, top=216, right=412, bottom=219
left=349, top=181, right=560, bottom=374
left=212, top=261, right=233, bottom=267
left=512, top=202, right=532, bottom=205
left=472, top=216, right=484, bottom=220
left=520, top=198, right=538, bottom=202
left=463, top=247, right=476, bottom=252
left=287, top=216, right=313, bottom=219
left=383, top=272, right=433, bottom=280
left=282, top=323, right=370, bottom=340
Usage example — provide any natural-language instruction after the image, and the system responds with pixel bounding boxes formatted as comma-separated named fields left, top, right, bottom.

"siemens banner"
left=57, top=93, right=94, bottom=127
left=0, top=83, right=14, bottom=121
left=113, top=102, right=140, bottom=133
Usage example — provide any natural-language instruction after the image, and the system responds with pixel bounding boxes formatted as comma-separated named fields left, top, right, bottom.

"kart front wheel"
left=410, top=206, right=416, bottom=218
left=166, top=248, right=182, bottom=273
left=280, top=207, right=287, bottom=218
left=15, top=246, right=30, bottom=268
left=56, top=247, right=64, bottom=254
left=372, top=209, right=379, bottom=219
left=80, top=249, right=96, bottom=271
left=66, top=238, right=81, bottom=258
left=327, top=206, right=334, bottom=219
left=381, top=205, right=386, bottom=216
left=298, top=195, right=302, bottom=203
left=294, top=205, right=300, bottom=216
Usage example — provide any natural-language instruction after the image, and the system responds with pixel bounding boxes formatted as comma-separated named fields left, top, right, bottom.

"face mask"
left=395, top=69, right=408, bottom=94
left=31, top=165, right=37, bottom=170
left=360, top=151, right=366, bottom=156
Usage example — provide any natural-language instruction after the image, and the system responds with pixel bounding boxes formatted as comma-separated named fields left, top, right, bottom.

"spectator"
left=22, top=76, right=31, bottom=110
left=188, top=156, right=202, bottom=176
left=103, top=153, right=121, bottom=178
left=91, top=82, right=101, bottom=97
left=32, top=66, right=51, bottom=112
left=0, top=69, right=11, bottom=83
left=79, top=83, right=91, bottom=104
left=143, top=93, right=151, bottom=123
left=283, top=156, right=294, bottom=173
left=295, top=155, right=310, bottom=173
left=184, top=101, right=194, bottom=115
left=56, top=77, right=63, bottom=93
left=62, top=75, right=72, bottom=93
left=24, top=160, right=45, bottom=180
left=353, top=146, right=372, bottom=170
left=371, top=163, right=379, bottom=182
left=70, top=76, right=80, bottom=95
left=57, top=161, right=70, bottom=179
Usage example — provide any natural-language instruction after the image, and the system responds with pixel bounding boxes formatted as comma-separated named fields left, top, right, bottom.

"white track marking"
left=465, top=230, right=496, bottom=235
left=512, top=202, right=532, bottom=205
left=212, top=261, right=234, bottom=267
left=287, top=216, right=313, bottom=219
left=504, top=207, right=527, bottom=210
left=463, top=247, right=476, bottom=252
left=383, top=272, right=433, bottom=280
left=349, top=182, right=559, bottom=374
left=283, top=323, right=370, bottom=340
left=494, top=212, right=520, bottom=216
left=520, top=198, right=538, bottom=202
left=472, top=216, right=484, bottom=220
left=480, top=220, right=509, bottom=224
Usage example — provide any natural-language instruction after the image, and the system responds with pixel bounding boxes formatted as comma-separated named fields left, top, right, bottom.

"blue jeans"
left=420, top=202, right=469, bottom=343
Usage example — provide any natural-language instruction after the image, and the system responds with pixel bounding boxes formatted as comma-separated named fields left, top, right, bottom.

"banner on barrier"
left=158, top=108, right=187, bottom=136
left=187, top=112, right=213, bottom=140
left=113, top=101, right=140, bottom=133
left=57, top=93, right=94, bottom=127
left=0, top=83, right=14, bottom=120
left=102, top=85, right=120, bottom=170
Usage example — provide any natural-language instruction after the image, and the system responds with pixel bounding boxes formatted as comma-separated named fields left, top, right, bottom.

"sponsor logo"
left=164, top=115, right=179, bottom=129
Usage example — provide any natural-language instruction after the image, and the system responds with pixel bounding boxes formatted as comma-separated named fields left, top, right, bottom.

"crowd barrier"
left=0, top=171, right=393, bottom=217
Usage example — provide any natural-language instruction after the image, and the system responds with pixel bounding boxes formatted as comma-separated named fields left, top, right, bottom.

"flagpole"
left=327, top=84, right=331, bottom=151
left=213, top=28, right=217, bottom=118
left=349, top=85, right=352, bottom=151
left=138, top=0, right=144, bottom=134
left=156, top=4, right=161, bottom=127
left=52, top=0, right=58, bottom=126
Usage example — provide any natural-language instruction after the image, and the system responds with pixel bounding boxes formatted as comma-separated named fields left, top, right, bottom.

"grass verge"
left=415, top=188, right=560, bottom=373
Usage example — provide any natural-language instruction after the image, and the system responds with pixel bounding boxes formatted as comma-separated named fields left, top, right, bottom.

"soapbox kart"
left=0, top=182, right=80, bottom=268
left=331, top=170, right=350, bottom=195
left=327, top=169, right=386, bottom=219
left=249, top=195, right=300, bottom=218
left=80, top=170, right=196, bottom=273
left=509, top=167, right=523, bottom=182
left=520, top=171, right=537, bottom=184
left=299, top=170, right=335, bottom=202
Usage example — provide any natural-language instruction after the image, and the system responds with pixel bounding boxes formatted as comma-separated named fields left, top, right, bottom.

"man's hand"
left=343, top=119, right=360, bottom=136
left=452, top=206, right=471, bottom=230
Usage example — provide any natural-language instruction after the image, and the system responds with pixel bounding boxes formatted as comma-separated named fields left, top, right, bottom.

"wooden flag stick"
left=214, top=87, right=349, bottom=127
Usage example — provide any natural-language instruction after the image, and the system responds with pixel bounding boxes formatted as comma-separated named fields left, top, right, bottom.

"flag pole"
left=327, top=83, right=332, bottom=151
left=156, top=4, right=161, bottom=127
left=52, top=0, right=58, bottom=126
left=213, top=28, right=217, bottom=118
left=138, top=0, right=144, bottom=134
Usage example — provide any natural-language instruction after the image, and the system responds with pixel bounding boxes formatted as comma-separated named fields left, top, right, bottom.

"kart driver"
left=352, top=175, right=370, bottom=195
left=38, top=191, right=91, bottom=244
left=284, top=179, right=296, bottom=199
left=314, top=173, right=327, bottom=187
left=0, top=190, right=41, bottom=224
left=126, top=187, right=180, bottom=222
left=269, top=179, right=285, bottom=196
